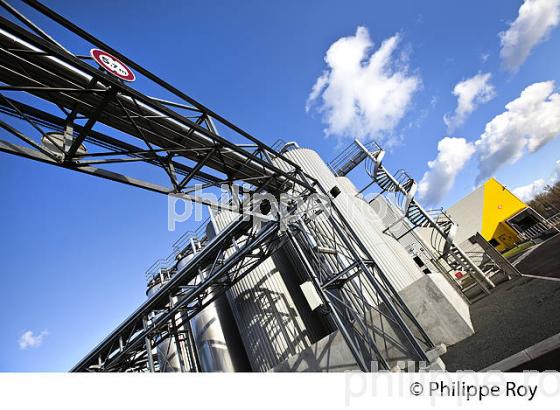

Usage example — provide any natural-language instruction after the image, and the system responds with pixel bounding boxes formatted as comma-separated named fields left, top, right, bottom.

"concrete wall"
left=273, top=273, right=474, bottom=372
left=446, top=184, right=484, bottom=245
left=272, top=331, right=360, bottom=372
left=399, top=274, right=474, bottom=347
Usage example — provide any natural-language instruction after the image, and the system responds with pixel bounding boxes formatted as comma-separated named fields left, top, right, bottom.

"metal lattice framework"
left=328, top=139, right=516, bottom=302
left=0, top=0, right=434, bottom=372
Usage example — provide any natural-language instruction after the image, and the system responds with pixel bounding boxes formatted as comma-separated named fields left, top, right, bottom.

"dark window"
left=413, top=256, right=425, bottom=267
left=507, top=209, right=541, bottom=231
left=489, top=238, right=500, bottom=247
left=330, top=185, right=341, bottom=198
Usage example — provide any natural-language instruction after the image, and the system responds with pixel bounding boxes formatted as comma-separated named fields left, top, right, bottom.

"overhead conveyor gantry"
left=0, top=0, right=434, bottom=372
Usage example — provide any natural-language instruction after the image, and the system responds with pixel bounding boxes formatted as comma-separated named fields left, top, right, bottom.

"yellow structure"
left=480, top=178, right=527, bottom=251
left=446, top=178, right=539, bottom=252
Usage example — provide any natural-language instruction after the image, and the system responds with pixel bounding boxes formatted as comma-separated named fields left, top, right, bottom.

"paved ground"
left=515, top=234, right=560, bottom=279
left=443, top=235, right=560, bottom=371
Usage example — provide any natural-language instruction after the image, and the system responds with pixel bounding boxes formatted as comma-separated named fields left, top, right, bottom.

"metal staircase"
left=328, top=140, right=378, bottom=177
left=445, top=247, right=506, bottom=302
left=328, top=139, right=517, bottom=303
left=0, top=1, right=434, bottom=372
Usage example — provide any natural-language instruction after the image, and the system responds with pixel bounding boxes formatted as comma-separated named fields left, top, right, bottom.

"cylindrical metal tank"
left=146, top=270, right=195, bottom=373
left=209, top=209, right=323, bottom=372
left=336, top=177, right=425, bottom=290
left=146, top=251, right=251, bottom=372
left=189, top=294, right=251, bottom=372
left=273, top=148, right=424, bottom=293
left=178, top=236, right=252, bottom=372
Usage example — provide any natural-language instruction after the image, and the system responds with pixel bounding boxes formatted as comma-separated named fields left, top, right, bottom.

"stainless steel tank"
left=272, top=147, right=424, bottom=293
left=269, top=146, right=431, bottom=364
left=189, top=293, right=250, bottom=372
left=146, top=269, right=195, bottom=373
left=178, top=233, right=251, bottom=372
left=146, top=249, right=250, bottom=372
left=209, top=209, right=323, bottom=372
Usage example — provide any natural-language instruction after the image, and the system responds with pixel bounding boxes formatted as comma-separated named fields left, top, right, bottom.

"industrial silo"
left=270, top=146, right=429, bottom=364
left=272, top=147, right=425, bottom=292
left=146, top=269, right=197, bottom=372
left=146, top=235, right=251, bottom=372
left=209, top=208, right=328, bottom=371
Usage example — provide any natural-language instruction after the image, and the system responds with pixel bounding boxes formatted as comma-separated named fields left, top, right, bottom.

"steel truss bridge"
left=0, top=0, right=435, bottom=372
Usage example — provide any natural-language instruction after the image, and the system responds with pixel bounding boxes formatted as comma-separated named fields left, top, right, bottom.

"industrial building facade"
left=446, top=178, right=546, bottom=252
left=1, top=1, right=552, bottom=374
left=139, top=143, right=479, bottom=372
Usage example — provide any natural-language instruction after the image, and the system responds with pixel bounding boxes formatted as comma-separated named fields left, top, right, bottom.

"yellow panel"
left=481, top=178, right=526, bottom=248
left=493, top=222, right=520, bottom=251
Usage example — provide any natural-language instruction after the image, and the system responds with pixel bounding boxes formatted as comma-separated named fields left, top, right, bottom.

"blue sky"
left=1, top=0, right=560, bottom=371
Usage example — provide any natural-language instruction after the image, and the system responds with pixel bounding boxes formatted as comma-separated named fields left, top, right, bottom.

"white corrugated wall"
left=210, top=209, right=313, bottom=372
left=275, top=148, right=424, bottom=292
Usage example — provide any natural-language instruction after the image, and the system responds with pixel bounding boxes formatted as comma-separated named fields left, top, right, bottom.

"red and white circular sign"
left=90, top=49, right=135, bottom=82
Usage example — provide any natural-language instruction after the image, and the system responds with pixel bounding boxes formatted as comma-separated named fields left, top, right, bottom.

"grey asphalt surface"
left=515, top=234, right=560, bottom=278
left=442, top=234, right=560, bottom=371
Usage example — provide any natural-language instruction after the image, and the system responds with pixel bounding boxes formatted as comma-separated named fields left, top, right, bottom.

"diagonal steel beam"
left=65, top=87, right=116, bottom=160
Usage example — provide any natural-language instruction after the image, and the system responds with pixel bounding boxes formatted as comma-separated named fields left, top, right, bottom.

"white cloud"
left=513, top=160, right=560, bottom=201
left=18, top=330, right=49, bottom=350
left=513, top=178, right=547, bottom=202
left=418, top=137, right=476, bottom=206
left=306, top=26, right=420, bottom=142
left=500, top=0, right=560, bottom=72
left=419, top=82, right=560, bottom=204
left=444, top=73, right=495, bottom=132
left=475, top=81, right=560, bottom=183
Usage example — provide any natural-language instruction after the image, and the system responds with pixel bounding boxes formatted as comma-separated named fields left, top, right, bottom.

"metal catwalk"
left=0, top=0, right=434, bottom=372
left=328, top=140, right=511, bottom=302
